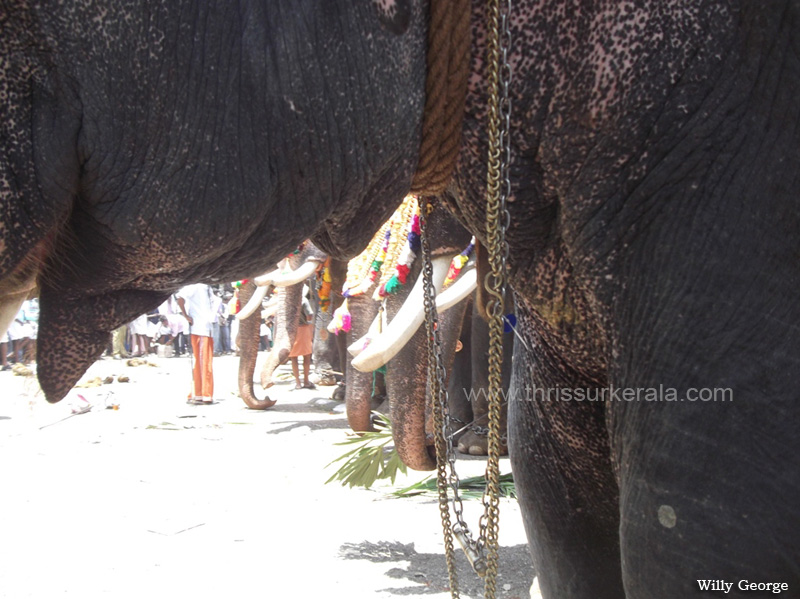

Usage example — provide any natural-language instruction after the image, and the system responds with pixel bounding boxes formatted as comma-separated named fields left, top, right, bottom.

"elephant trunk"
left=387, top=295, right=470, bottom=471
left=236, top=284, right=269, bottom=320
left=387, top=334, right=437, bottom=471
left=260, top=282, right=301, bottom=388
left=343, top=294, right=382, bottom=432
left=236, top=282, right=276, bottom=409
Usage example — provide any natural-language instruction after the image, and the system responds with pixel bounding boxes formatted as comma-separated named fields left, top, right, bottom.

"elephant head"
left=344, top=206, right=474, bottom=470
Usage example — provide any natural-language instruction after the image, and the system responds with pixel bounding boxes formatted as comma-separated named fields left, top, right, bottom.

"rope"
left=410, top=0, right=471, bottom=196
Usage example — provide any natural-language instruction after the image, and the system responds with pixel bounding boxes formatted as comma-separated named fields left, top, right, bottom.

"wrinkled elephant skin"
left=1, top=3, right=798, bottom=598
left=0, top=2, right=427, bottom=401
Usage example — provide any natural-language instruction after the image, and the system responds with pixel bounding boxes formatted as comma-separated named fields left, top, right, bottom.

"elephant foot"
left=331, top=383, right=345, bottom=402
left=457, top=429, right=508, bottom=457
left=316, top=373, right=338, bottom=386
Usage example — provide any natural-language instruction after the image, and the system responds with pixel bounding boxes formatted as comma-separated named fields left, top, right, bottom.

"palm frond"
left=326, top=413, right=517, bottom=499
left=391, top=472, right=517, bottom=499
left=325, top=413, right=407, bottom=488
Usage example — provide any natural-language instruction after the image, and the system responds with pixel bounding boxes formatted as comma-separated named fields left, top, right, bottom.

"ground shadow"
left=339, top=540, right=534, bottom=598
left=264, top=416, right=351, bottom=434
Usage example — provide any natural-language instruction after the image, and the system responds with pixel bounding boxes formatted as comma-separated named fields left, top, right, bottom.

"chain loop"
left=420, top=0, right=513, bottom=596
left=420, top=197, right=464, bottom=596
left=479, top=0, right=512, bottom=596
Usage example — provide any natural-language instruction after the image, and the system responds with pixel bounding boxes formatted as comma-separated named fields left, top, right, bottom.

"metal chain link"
left=479, top=0, right=512, bottom=597
left=420, top=198, right=484, bottom=584
left=420, top=0, right=512, bottom=597
left=420, top=198, right=461, bottom=597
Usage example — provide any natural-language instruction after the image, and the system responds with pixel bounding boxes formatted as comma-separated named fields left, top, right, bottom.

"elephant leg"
left=610, top=383, right=800, bottom=596
left=447, top=305, right=474, bottom=445
left=510, top=312, right=624, bottom=598
left=331, top=331, right=348, bottom=402
left=457, top=303, right=511, bottom=456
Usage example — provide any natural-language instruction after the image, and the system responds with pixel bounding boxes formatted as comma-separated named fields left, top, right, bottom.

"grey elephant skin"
left=1, top=2, right=799, bottom=598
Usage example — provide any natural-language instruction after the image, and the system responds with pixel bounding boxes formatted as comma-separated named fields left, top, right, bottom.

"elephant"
left=1, top=3, right=798, bottom=598
left=311, top=258, right=349, bottom=390
left=234, top=242, right=327, bottom=409
left=325, top=195, right=465, bottom=437
left=341, top=201, right=477, bottom=468
left=346, top=207, right=514, bottom=466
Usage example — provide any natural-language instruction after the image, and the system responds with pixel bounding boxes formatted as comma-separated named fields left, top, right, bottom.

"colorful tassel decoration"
left=503, top=313, right=517, bottom=333
left=330, top=298, right=352, bottom=335
left=317, top=259, right=332, bottom=312
left=376, top=205, right=421, bottom=298
left=442, top=237, right=476, bottom=289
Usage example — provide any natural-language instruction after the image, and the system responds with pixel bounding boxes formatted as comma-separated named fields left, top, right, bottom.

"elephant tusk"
left=351, top=255, right=452, bottom=372
left=254, top=264, right=283, bottom=287
left=268, top=259, right=321, bottom=288
left=254, top=269, right=280, bottom=287
left=247, top=258, right=321, bottom=320
left=262, top=301, right=278, bottom=319
left=347, top=307, right=387, bottom=357
left=434, top=265, right=477, bottom=312
left=236, top=284, right=270, bottom=320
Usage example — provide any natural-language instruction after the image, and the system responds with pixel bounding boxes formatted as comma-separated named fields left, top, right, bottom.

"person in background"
left=155, top=316, right=175, bottom=345
left=259, top=317, right=272, bottom=351
left=128, top=313, right=149, bottom=357
left=220, top=293, right=233, bottom=354
left=111, top=324, right=129, bottom=359
left=211, top=289, right=223, bottom=355
left=1, top=333, right=10, bottom=371
left=157, top=296, right=188, bottom=356
left=7, top=303, right=34, bottom=365
left=289, top=287, right=315, bottom=390
left=176, top=283, right=216, bottom=404
left=19, top=298, right=38, bottom=363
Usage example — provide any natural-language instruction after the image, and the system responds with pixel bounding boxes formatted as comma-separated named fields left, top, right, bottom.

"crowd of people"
left=1, top=298, right=38, bottom=371
left=1, top=284, right=277, bottom=378
left=2, top=278, right=325, bottom=405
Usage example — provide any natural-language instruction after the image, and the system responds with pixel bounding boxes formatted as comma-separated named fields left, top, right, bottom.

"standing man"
left=289, top=287, right=316, bottom=390
left=176, top=283, right=216, bottom=404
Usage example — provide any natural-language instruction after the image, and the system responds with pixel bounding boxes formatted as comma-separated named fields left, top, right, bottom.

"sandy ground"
left=0, top=354, right=536, bottom=598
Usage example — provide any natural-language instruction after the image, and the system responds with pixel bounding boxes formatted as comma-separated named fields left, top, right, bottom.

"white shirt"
left=176, top=284, right=216, bottom=337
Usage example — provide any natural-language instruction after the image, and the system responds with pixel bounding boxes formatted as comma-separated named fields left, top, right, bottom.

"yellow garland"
left=343, top=195, right=418, bottom=298
left=374, top=196, right=418, bottom=297
left=344, top=220, right=391, bottom=291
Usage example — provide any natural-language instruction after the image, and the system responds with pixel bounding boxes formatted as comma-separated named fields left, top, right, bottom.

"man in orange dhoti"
left=176, top=283, right=217, bottom=404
